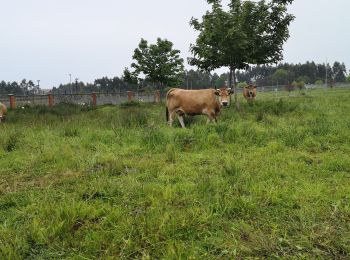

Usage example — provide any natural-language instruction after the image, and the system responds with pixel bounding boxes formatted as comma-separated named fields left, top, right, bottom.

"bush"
left=237, top=82, right=248, bottom=88
left=315, top=79, right=323, bottom=85
left=297, top=81, right=305, bottom=90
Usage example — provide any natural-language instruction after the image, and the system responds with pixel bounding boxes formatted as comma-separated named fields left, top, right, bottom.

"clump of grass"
left=259, top=98, right=298, bottom=115
left=118, top=108, right=148, bottom=127
left=90, top=154, right=124, bottom=176
left=256, top=111, right=264, bottom=122
left=174, top=130, right=196, bottom=151
left=62, top=127, right=80, bottom=137
left=120, top=100, right=141, bottom=107
left=143, top=126, right=167, bottom=150
left=165, top=143, right=176, bottom=163
left=2, top=131, right=21, bottom=152
left=207, top=133, right=222, bottom=147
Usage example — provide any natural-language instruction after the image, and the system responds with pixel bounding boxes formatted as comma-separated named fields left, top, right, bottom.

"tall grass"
left=0, top=89, right=350, bottom=258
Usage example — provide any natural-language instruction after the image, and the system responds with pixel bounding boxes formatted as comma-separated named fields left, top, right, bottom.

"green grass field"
left=1, top=88, right=350, bottom=259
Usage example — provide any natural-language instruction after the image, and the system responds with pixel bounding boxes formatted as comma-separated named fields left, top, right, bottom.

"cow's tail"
left=165, top=88, right=175, bottom=123
left=166, top=106, right=169, bottom=123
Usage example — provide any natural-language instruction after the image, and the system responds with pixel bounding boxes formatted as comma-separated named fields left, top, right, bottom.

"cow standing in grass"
left=243, top=84, right=257, bottom=102
left=166, top=87, right=233, bottom=128
left=0, top=102, right=7, bottom=123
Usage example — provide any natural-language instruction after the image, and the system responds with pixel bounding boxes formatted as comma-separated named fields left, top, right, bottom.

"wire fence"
left=0, top=83, right=349, bottom=109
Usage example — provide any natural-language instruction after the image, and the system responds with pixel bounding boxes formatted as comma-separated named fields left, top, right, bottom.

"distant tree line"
left=235, top=61, right=348, bottom=86
left=0, top=79, right=41, bottom=96
left=1, top=60, right=349, bottom=96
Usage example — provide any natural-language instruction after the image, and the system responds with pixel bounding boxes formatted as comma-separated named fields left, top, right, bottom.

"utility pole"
left=69, top=74, right=72, bottom=94
left=75, top=78, right=79, bottom=94
left=37, top=80, right=40, bottom=95
left=325, top=59, right=328, bottom=88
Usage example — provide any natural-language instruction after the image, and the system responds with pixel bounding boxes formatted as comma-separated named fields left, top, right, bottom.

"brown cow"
left=243, top=84, right=257, bottom=101
left=0, top=102, right=7, bottom=123
left=166, top=87, right=233, bottom=128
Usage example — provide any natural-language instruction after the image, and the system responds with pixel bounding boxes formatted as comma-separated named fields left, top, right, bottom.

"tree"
left=122, top=68, right=138, bottom=89
left=189, top=0, right=294, bottom=108
left=332, top=62, right=347, bottom=83
left=127, top=38, right=184, bottom=89
left=272, top=69, right=289, bottom=85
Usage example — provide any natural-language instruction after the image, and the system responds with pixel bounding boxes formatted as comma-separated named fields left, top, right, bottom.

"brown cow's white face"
left=215, top=88, right=233, bottom=107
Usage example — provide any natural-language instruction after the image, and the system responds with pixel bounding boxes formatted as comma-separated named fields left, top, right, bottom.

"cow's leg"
left=178, top=115, right=185, bottom=128
left=206, top=111, right=217, bottom=124
left=176, top=110, right=186, bottom=128
left=168, top=110, right=175, bottom=127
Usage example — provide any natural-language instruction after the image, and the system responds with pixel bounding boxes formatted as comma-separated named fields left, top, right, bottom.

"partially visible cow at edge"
left=166, top=87, right=233, bottom=128
left=243, top=84, right=257, bottom=102
left=0, top=102, right=7, bottom=123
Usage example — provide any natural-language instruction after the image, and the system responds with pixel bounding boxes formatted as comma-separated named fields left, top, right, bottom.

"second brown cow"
left=243, top=84, right=257, bottom=101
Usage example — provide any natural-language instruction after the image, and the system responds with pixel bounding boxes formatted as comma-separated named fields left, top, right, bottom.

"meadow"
left=0, top=88, right=350, bottom=259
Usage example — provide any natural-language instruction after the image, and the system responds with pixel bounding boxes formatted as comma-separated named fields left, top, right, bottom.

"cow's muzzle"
left=222, top=101, right=228, bottom=107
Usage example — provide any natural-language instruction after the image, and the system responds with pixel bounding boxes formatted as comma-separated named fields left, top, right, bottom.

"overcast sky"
left=1, top=0, right=349, bottom=88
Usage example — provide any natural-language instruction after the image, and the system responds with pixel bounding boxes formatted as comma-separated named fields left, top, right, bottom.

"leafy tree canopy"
left=128, top=38, right=184, bottom=88
left=189, top=0, right=294, bottom=71
left=189, top=0, right=294, bottom=107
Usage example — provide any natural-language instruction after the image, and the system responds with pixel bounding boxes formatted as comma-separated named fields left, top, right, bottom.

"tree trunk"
left=228, top=67, right=233, bottom=104
left=232, top=68, right=240, bottom=110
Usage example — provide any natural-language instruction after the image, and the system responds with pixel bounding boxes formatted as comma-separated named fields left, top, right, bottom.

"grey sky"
left=1, top=0, right=349, bottom=88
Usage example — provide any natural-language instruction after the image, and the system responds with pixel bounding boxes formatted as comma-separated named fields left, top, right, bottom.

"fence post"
left=48, top=93, right=54, bottom=107
left=155, top=90, right=161, bottom=103
left=92, top=92, right=97, bottom=107
left=8, top=94, right=16, bottom=109
left=127, top=91, right=134, bottom=102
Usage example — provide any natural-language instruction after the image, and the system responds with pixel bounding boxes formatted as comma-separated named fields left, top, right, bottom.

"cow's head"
left=244, top=84, right=257, bottom=98
left=215, top=87, right=233, bottom=107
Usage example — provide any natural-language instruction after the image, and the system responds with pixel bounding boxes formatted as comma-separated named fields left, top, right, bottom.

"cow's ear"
left=228, top=88, right=233, bottom=94
left=214, top=89, right=220, bottom=95
left=253, top=85, right=257, bottom=88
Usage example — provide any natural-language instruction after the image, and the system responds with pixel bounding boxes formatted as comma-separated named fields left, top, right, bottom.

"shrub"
left=237, top=82, right=248, bottom=88
left=297, top=81, right=305, bottom=90
left=315, top=79, right=323, bottom=85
